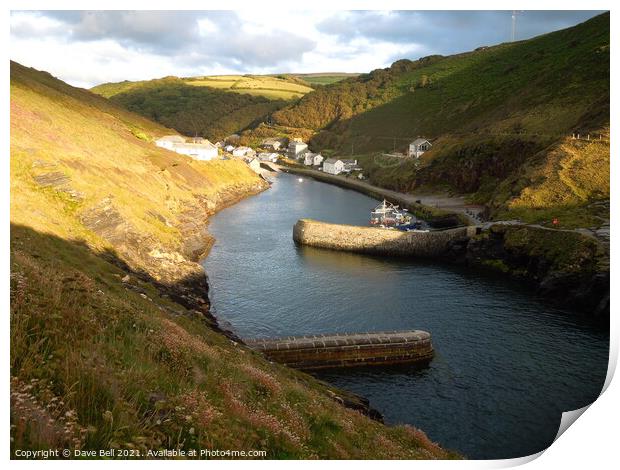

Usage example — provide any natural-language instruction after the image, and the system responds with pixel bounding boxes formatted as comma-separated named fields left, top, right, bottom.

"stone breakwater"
left=246, top=330, right=434, bottom=370
left=293, top=218, right=478, bottom=257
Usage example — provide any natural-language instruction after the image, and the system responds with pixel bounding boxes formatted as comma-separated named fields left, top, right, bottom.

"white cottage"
left=341, top=159, right=358, bottom=172
left=155, top=135, right=218, bottom=161
left=313, top=154, right=324, bottom=166
left=232, top=146, right=254, bottom=158
left=258, top=152, right=279, bottom=162
left=172, top=142, right=218, bottom=161
left=323, top=158, right=345, bottom=175
left=408, top=138, right=432, bottom=158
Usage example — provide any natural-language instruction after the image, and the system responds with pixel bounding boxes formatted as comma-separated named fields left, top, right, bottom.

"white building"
left=172, top=142, right=218, bottom=161
left=408, top=138, right=432, bottom=158
left=323, top=158, right=345, bottom=175
left=341, top=159, right=358, bottom=172
left=155, top=135, right=186, bottom=150
left=224, top=145, right=235, bottom=153
left=302, top=152, right=324, bottom=166
left=258, top=152, right=279, bottom=162
left=288, top=141, right=308, bottom=159
left=155, top=135, right=218, bottom=161
left=232, top=146, right=254, bottom=158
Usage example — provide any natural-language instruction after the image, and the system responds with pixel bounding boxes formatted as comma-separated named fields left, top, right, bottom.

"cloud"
left=317, top=10, right=605, bottom=55
left=9, top=10, right=606, bottom=88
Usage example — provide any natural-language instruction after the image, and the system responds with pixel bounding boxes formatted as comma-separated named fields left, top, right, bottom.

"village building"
left=341, top=159, right=359, bottom=173
left=172, top=142, right=218, bottom=161
left=155, top=135, right=186, bottom=150
left=302, top=152, right=324, bottom=166
left=155, top=135, right=218, bottom=161
left=224, top=145, right=235, bottom=153
left=323, top=158, right=345, bottom=175
left=288, top=140, right=308, bottom=159
left=408, top=138, right=432, bottom=158
left=262, top=138, right=285, bottom=151
left=232, top=146, right=255, bottom=158
left=247, top=158, right=262, bottom=174
left=258, top=152, right=279, bottom=163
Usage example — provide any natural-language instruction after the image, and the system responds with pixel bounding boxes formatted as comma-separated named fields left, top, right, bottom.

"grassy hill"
left=89, top=73, right=358, bottom=142
left=289, top=73, right=361, bottom=86
left=91, top=76, right=289, bottom=142
left=269, top=13, right=609, bottom=226
left=10, top=61, right=454, bottom=459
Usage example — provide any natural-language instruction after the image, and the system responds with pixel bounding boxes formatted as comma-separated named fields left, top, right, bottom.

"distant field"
left=184, top=75, right=312, bottom=100
left=291, top=73, right=360, bottom=85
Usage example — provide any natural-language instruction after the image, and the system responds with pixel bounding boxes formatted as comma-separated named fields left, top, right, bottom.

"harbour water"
left=202, top=173, right=608, bottom=459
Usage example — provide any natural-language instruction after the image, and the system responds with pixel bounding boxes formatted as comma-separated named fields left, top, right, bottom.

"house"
left=155, top=135, right=218, bottom=161
left=302, top=152, right=324, bottom=166
left=247, top=158, right=262, bottom=174
left=288, top=140, right=308, bottom=159
left=408, top=138, right=432, bottom=158
left=262, top=138, right=285, bottom=151
left=323, top=158, right=345, bottom=175
left=172, top=141, right=218, bottom=161
left=258, top=152, right=279, bottom=163
left=341, top=159, right=358, bottom=172
left=232, top=146, right=254, bottom=158
left=155, top=135, right=186, bottom=150
left=224, top=145, right=235, bottom=153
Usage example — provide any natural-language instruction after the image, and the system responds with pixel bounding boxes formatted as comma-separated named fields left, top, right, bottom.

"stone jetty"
left=246, top=330, right=434, bottom=370
left=293, top=218, right=479, bottom=257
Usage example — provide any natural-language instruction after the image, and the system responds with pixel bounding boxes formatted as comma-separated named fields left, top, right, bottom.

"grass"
left=94, top=74, right=314, bottom=101
left=91, top=77, right=291, bottom=141
left=11, top=225, right=456, bottom=458
left=11, top=60, right=458, bottom=459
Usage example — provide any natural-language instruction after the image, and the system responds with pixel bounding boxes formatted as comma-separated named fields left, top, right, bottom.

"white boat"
left=370, top=200, right=410, bottom=227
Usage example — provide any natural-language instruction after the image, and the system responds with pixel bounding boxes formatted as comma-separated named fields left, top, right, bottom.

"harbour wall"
left=293, top=218, right=478, bottom=257
left=246, top=330, right=434, bottom=370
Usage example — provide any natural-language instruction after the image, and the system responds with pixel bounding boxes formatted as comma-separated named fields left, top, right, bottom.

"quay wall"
left=293, top=218, right=477, bottom=257
left=246, top=330, right=434, bottom=370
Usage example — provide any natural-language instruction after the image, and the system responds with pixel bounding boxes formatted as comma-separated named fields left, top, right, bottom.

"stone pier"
left=293, top=218, right=478, bottom=257
left=245, top=330, right=434, bottom=370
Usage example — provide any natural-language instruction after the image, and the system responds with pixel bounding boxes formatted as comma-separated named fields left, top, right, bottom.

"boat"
left=370, top=200, right=411, bottom=227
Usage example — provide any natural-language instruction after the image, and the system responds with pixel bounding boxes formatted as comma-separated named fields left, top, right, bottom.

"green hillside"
left=10, top=61, right=454, bottom=459
left=289, top=73, right=360, bottom=86
left=270, top=13, right=610, bottom=225
left=92, top=76, right=289, bottom=142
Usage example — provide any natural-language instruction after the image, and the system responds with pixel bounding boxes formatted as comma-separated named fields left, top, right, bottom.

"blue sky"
left=10, top=10, right=604, bottom=88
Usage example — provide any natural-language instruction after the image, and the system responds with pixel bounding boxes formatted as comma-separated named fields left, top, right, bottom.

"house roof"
left=324, top=158, right=341, bottom=164
left=411, top=138, right=431, bottom=146
left=174, top=141, right=216, bottom=150
left=341, top=159, right=357, bottom=164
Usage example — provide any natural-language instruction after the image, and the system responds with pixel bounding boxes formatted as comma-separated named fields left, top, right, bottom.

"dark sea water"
left=202, top=173, right=609, bottom=459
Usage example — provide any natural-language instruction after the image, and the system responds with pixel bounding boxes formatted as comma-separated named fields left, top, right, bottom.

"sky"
left=9, top=10, right=605, bottom=88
